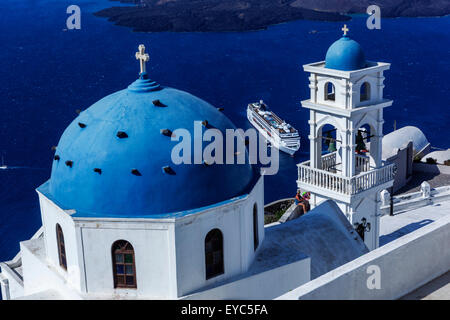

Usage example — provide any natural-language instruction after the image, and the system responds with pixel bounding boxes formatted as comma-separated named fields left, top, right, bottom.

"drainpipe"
left=0, top=275, right=10, bottom=300
left=389, top=186, right=394, bottom=216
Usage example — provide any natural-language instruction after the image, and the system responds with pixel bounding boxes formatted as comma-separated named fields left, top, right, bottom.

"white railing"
left=298, top=164, right=351, bottom=194
left=298, top=160, right=395, bottom=196
left=355, top=154, right=370, bottom=172
left=319, top=152, right=371, bottom=173
left=349, top=163, right=396, bottom=194
left=321, top=152, right=337, bottom=171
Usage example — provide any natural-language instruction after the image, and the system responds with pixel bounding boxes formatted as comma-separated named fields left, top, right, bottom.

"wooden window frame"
left=56, top=224, right=67, bottom=270
left=205, top=229, right=224, bottom=280
left=112, top=240, right=137, bottom=289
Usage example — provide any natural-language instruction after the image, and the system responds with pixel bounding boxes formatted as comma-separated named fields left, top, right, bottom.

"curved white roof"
left=421, top=149, right=450, bottom=164
left=382, top=126, right=430, bottom=159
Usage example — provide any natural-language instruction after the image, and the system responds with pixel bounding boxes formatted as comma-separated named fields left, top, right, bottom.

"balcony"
left=320, top=151, right=372, bottom=175
left=297, top=152, right=395, bottom=202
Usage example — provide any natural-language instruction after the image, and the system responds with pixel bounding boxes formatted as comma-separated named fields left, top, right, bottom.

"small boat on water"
left=247, top=100, right=300, bottom=155
left=0, top=155, right=7, bottom=170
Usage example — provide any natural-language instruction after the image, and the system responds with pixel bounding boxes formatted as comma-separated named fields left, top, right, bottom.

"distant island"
left=94, top=0, right=450, bottom=32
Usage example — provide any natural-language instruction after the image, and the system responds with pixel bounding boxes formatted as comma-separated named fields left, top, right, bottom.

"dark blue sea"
left=0, top=0, right=449, bottom=262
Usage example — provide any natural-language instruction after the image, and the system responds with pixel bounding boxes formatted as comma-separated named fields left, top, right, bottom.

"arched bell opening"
left=316, top=123, right=342, bottom=173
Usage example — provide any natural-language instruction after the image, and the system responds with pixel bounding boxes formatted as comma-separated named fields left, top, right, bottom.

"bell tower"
left=298, top=27, right=395, bottom=250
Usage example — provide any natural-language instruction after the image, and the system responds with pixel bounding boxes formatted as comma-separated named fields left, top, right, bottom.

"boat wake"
left=0, top=166, right=46, bottom=171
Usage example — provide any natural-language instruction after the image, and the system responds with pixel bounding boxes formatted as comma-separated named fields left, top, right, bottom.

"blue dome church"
left=1, top=35, right=380, bottom=301
left=24, top=45, right=265, bottom=299
left=47, top=52, right=256, bottom=218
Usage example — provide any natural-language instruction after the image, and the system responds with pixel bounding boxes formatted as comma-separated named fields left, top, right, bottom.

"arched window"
left=253, top=204, right=259, bottom=251
left=56, top=224, right=67, bottom=270
left=325, top=82, right=335, bottom=101
left=112, top=240, right=137, bottom=289
left=205, top=229, right=224, bottom=280
left=360, top=82, right=370, bottom=102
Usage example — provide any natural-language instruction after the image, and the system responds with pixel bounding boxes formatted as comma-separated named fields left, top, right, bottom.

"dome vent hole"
left=160, top=129, right=173, bottom=137
left=117, top=131, right=128, bottom=139
left=162, top=166, right=175, bottom=175
left=152, top=99, right=167, bottom=107
left=131, top=169, right=142, bottom=176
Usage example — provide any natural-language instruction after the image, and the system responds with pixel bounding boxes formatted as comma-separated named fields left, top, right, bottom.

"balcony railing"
left=297, top=156, right=395, bottom=196
left=318, top=151, right=371, bottom=174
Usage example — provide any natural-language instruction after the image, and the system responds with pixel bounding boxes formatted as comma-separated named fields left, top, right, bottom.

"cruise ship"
left=247, top=100, right=300, bottom=155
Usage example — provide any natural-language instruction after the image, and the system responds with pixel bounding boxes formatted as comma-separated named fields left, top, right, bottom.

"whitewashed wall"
left=77, top=220, right=176, bottom=298
left=277, top=214, right=450, bottom=300
left=183, top=255, right=310, bottom=300
left=38, top=193, right=85, bottom=292
left=174, top=177, right=264, bottom=297
left=20, top=237, right=81, bottom=299
left=30, top=177, right=264, bottom=299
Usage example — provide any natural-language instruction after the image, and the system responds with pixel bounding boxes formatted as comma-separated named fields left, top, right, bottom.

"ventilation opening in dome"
left=78, top=122, right=87, bottom=128
left=65, top=160, right=73, bottom=168
left=162, top=166, right=175, bottom=175
left=152, top=99, right=167, bottom=107
left=202, top=120, right=215, bottom=129
left=131, top=169, right=142, bottom=176
left=94, top=168, right=102, bottom=175
left=160, top=129, right=173, bottom=137
left=117, top=131, right=128, bottom=139
left=54, top=155, right=60, bottom=161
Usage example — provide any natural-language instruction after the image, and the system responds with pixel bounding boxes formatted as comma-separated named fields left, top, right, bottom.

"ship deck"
left=248, top=103, right=297, bottom=135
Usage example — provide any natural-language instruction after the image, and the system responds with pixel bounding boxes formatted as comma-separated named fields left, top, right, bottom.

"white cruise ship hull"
left=247, top=109, right=300, bottom=156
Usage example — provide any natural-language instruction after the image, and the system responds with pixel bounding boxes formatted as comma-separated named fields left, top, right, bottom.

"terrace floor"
left=379, top=199, right=450, bottom=246
left=396, top=172, right=450, bottom=195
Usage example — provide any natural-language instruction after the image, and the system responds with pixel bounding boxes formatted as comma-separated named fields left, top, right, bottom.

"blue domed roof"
left=47, top=73, right=256, bottom=218
left=325, top=35, right=366, bottom=71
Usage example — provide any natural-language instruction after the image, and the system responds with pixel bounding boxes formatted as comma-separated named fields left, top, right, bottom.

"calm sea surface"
left=0, top=0, right=449, bottom=261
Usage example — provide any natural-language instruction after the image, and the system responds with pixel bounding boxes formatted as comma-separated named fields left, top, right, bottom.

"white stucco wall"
left=38, top=193, right=85, bottom=292
left=20, top=237, right=81, bottom=299
left=24, top=177, right=264, bottom=299
left=77, top=219, right=176, bottom=298
left=277, top=214, right=450, bottom=300
left=182, top=258, right=310, bottom=300
left=174, top=177, right=264, bottom=297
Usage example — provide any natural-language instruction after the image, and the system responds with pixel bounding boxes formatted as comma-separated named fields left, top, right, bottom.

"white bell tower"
left=298, top=28, right=396, bottom=250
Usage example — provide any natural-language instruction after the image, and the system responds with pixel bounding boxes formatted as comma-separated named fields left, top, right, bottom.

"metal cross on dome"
left=135, top=44, right=150, bottom=74
left=342, top=24, right=349, bottom=36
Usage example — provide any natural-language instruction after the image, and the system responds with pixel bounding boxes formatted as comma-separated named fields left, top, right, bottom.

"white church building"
left=1, top=30, right=449, bottom=300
